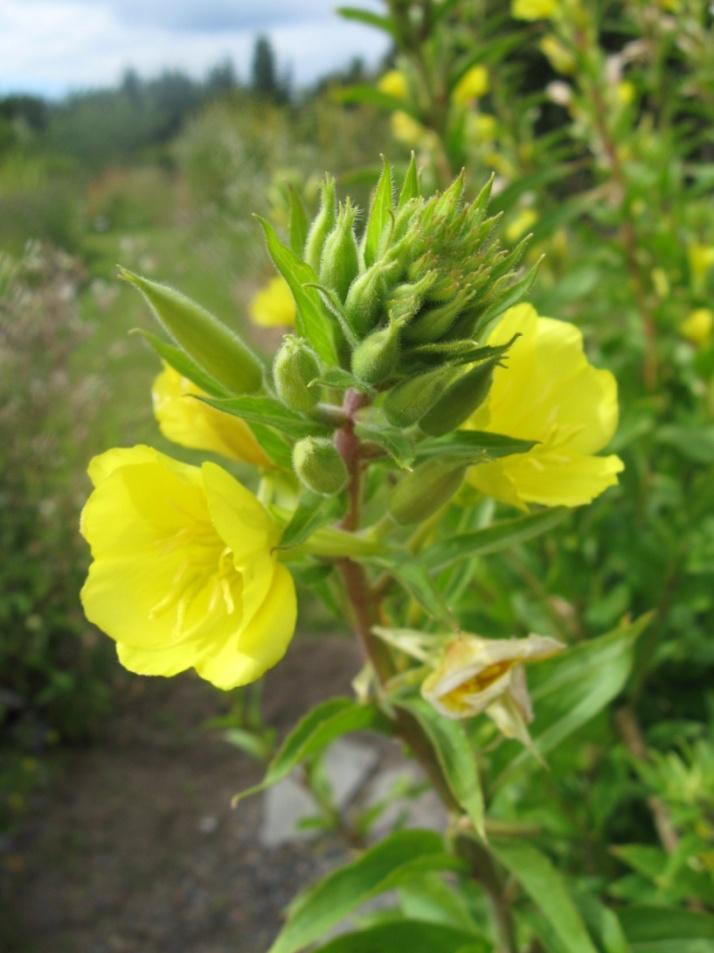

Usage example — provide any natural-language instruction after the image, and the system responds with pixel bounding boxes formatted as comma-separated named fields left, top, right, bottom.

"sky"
left=0, top=0, right=390, bottom=98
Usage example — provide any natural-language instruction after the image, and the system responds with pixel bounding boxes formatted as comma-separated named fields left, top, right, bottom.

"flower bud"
left=120, top=270, right=263, bottom=395
left=403, top=290, right=472, bottom=344
left=304, top=176, right=337, bottom=273
left=292, top=437, right=348, bottom=496
left=273, top=335, right=321, bottom=411
left=344, top=259, right=398, bottom=338
left=389, top=459, right=466, bottom=524
left=351, top=321, right=401, bottom=385
left=382, top=364, right=460, bottom=427
left=319, top=199, right=360, bottom=301
left=419, top=356, right=500, bottom=436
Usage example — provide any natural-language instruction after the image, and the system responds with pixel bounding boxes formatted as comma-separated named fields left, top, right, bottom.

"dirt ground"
left=1, top=636, right=363, bottom=953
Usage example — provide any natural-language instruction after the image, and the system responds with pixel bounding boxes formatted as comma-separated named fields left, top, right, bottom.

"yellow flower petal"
left=249, top=275, right=296, bottom=328
left=452, top=66, right=489, bottom=105
left=512, top=0, right=559, bottom=19
left=466, top=303, right=623, bottom=508
left=79, top=446, right=296, bottom=689
left=377, top=69, right=408, bottom=100
left=681, top=308, right=713, bottom=347
left=153, top=364, right=269, bottom=467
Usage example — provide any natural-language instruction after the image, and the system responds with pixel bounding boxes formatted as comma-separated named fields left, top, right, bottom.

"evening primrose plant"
left=80, top=162, right=636, bottom=952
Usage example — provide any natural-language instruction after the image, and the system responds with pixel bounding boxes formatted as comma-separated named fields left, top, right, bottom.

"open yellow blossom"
left=466, top=303, right=623, bottom=509
left=681, top=308, right=713, bottom=347
left=506, top=208, right=538, bottom=243
left=512, top=0, right=558, bottom=20
left=378, top=69, right=408, bottom=100
left=422, top=634, right=564, bottom=745
left=249, top=275, right=296, bottom=328
left=80, top=445, right=296, bottom=689
left=452, top=66, right=489, bottom=105
left=153, top=364, right=269, bottom=467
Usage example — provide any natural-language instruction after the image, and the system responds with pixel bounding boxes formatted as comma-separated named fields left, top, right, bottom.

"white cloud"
left=0, top=0, right=388, bottom=96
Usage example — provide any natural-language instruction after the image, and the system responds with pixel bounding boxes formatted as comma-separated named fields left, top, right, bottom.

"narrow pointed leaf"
left=288, top=186, right=309, bottom=255
left=201, top=394, right=327, bottom=438
left=363, top=158, right=394, bottom=267
left=398, top=153, right=420, bottom=208
left=312, top=920, right=486, bottom=953
left=132, top=328, right=230, bottom=398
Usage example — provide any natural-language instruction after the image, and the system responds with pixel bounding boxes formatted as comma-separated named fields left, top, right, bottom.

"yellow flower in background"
left=539, top=35, right=575, bottom=74
left=422, top=634, right=564, bottom=744
left=512, top=0, right=558, bottom=20
left=466, top=303, right=623, bottom=509
left=378, top=69, right=408, bottom=100
left=80, top=446, right=296, bottom=690
left=249, top=275, right=296, bottom=328
left=506, top=208, right=538, bottom=243
left=391, top=110, right=429, bottom=146
left=688, top=244, right=714, bottom=295
left=651, top=268, right=670, bottom=299
left=465, top=113, right=498, bottom=143
left=153, top=364, right=269, bottom=467
left=452, top=65, right=490, bottom=105
left=616, top=81, right=636, bottom=106
left=681, top=308, right=713, bottom=347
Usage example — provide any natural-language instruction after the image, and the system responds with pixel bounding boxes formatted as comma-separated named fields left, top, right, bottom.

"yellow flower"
left=249, top=275, right=296, bottom=328
left=539, top=35, right=575, bottom=74
left=506, top=208, right=538, bottom=243
left=681, top=308, right=713, bottom=347
left=466, top=303, right=623, bottom=509
left=80, top=445, right=296, bottom=690
left=651, top=268, right=670, bottom=299
left=465, top=113, right=497, bottom=143
left=616, top=81, right=636, bottom=106
left=378, top=69, right=408, bottom=100
left=422, top=633, right=564, bottom=744
left=153, top=364, right=269, bottom=467
left=391, top=110, right=429, bottom=146
left=512, top=0, right=558, bottom=20
left=452, top=66, right=490, bottom=105
left=688, top=244, right=714, bottom=295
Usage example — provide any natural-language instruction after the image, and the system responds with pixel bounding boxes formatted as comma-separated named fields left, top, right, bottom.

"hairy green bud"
left=351, top=321, right=401, bottom=385
left=389, top=459, right=466, bottom=524
left=382, top=364, right=460, bottom=427
left=319, top=199, right=360, bottom=301
left=419, top=356, right=500, bottom=436
left=304, top=176, right=337, bottom=273
left=273, top=335, right=321, bottom=411
left=344, top=259, right=398, bottom=338
left=292, top=437, right=348, bottom=496
left=120, top=269, right=263, bottom=395
left=403, top=290, right=472, bottom=344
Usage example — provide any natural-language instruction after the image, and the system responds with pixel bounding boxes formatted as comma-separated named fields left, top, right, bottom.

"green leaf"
left=396, top=697, right=485, bottom=838
left=415, top=430, right=535, bottom=465
left=355, top=418, right=416, bottom=468
left=201, top=394, right=326, bottom=439
left=362, top=157, right=394, bottom=267
left=131, top=328, right=230, bottom=398
left=234, top=698, right=389, bottom=805
left=249, top=422, right=294, bottom=469
left=619, top=906, right=714, bottom=947
left=312, top=920, right=486, bottom=953
left=491, top=841, right=599, bottom=953
left=257, top=216, right=338, bottom=364
left=336, top=6, right=398, bottom=38
left=425, top=509, right=569, bottom=572
left=288, top=186, right=309, bottom=255
left=372, top=557, right=454, bottom=627
left=491, top=615, right=651, bottom=791
left=336, top=84, right=420, bottom=117
left=310, top=366, right=375, bottom=394
left=399, top=872, right=483, bottom=935
left=268, top=830, right=463, bottom=953
left=278, top=491, right=344, bottom=549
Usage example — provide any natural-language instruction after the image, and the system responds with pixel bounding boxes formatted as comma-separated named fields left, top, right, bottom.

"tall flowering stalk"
left=80, top=162, right=632, bottom=952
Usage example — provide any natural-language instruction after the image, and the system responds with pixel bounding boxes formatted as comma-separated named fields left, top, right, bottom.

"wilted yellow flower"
left=452, top=65, right=489, bottom=105
left=466, top=303, right=623, bottom=509
left=681, top=308, right=713, bottom=347
left=539, top=35, right=575, bottom=74
left=80, top=445, right=296, bottom=689
left=391, top=110, right=428, bottom=146
left=378, top=69, right=408, bottom=100
left=249, top=275, right=296, bottom=328
left=512, top=0, right=558, bottom=20
left=506, top=208, right=538, bottom=243
left=422, top=634, right=564, bottom=744
left=153, top=364, right=269, bottom=467
left=688, top=244, right=714, bottom=295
